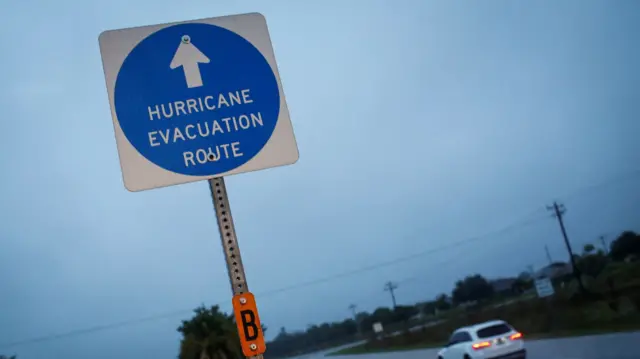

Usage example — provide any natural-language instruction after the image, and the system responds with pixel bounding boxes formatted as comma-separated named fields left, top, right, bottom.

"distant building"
left=490, top=278, right=517, bottom=294
left=534, top=262, right=573, bottom=280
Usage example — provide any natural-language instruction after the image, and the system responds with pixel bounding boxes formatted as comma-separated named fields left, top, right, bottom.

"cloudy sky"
left=1, top=0, right=639, bottom=358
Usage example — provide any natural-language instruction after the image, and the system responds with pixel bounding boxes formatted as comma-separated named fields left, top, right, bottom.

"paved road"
left=300, top=331, right=640, bottom=359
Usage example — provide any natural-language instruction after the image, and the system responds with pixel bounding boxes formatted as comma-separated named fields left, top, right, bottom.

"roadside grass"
left=523, top=322, right=640, bottom=341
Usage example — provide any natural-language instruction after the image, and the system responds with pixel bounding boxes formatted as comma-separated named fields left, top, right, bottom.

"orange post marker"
left=232, top=292, right=266, bottom=356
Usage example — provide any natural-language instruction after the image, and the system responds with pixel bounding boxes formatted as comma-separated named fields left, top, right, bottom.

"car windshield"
left=476, top=323, right=512, bottom=338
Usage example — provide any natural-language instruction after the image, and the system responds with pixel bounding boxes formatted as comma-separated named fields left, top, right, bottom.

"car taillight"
left=472, top=341, right=492, bottom=350
left=510, top=332, right=523, bottom=340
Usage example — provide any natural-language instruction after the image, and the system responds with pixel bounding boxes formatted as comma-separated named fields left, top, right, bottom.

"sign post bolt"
left=239, top=297, right=247, bottom=304
left=250, top=344, right=257, bottom=351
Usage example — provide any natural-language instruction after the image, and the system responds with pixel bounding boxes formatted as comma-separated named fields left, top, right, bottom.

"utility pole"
left=348, top=303, right=357, bottom=318
left=546, top=202, right=587, bottom=295
left=384, top=281, right=398, bottom=309
left=526, top=265, right=536, bottom=279
left=348, top=304, right=361, bottom=337
left=545, top=245, right=553, bottom=265
left=599, top=235, right=609, bottom=255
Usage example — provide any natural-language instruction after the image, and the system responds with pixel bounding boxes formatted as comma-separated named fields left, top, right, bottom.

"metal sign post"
left=209, top=177, right=266, bottom=357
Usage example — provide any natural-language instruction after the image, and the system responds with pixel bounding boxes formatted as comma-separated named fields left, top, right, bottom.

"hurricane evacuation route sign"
left=98, top=13, right=298, bottom=191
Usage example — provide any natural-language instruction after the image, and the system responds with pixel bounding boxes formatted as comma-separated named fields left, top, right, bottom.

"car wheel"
left=463, top=355, right=471, bottom=359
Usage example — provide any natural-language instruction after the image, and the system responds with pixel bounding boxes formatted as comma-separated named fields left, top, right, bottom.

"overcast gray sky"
left=1, top=1, right=639, bottom=358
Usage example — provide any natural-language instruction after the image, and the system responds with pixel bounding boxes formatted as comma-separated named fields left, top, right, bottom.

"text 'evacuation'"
left=144, top=88, right=268, bottom=168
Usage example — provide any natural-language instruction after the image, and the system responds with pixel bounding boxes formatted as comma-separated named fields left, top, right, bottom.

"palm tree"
left=177, top=305, right=243, bottom=359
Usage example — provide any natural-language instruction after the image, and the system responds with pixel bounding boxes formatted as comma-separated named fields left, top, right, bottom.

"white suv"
left=437, top=320, right=526, bottom=359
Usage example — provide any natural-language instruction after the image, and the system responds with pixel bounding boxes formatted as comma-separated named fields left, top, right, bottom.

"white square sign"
left=98, top=13, right=298, bottom=191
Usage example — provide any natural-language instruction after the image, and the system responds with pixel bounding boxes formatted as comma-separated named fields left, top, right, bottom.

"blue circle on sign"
left=114, top=23, right=280, bottom=176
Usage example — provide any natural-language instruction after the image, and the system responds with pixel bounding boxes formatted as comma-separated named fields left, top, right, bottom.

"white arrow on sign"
left=170, top=35, right=210, bottom=89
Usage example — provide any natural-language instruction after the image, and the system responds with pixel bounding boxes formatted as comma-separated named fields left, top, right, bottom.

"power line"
left=350, top=226, right=560, bottom=311
left=0, top=308, right=194, bottom=348
left=2, top=170, right=638, bottom=349
left=350, top=239, right=560, bottom=312
left=559, top=169, right=640, bottom=203
left=251, top=210, right=546, bottom=296
left=0, top=210, right=546, bottom=350
left=349, top=240, right=505, bottom=309
left=352, top=230, right=523, bottom=306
